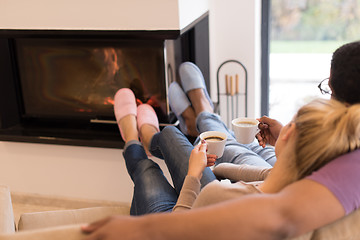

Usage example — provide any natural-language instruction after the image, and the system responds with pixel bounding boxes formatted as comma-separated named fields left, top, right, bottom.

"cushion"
left=288, top=207, right=360, bottom=240
left=0, top=225, right=84, bottom=240
left=18, top=206, right=130, bottom=231
left=311, top=207, right=360, bottom=239
left=0, top=185, right=15, bottom=234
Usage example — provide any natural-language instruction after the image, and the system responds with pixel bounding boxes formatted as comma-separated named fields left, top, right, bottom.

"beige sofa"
left=1, top=185, right=360, bottom=240
left=0, top=185, right=130, bottom=240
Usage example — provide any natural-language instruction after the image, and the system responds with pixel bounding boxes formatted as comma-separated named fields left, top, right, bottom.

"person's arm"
left=212, top=162, right=271, bottom=182
left=256, top=116, right=283, bottom=147
left=81, top=178, right=345, bottom=240
left=173, top=140, right=217, bottom=212
left=172, top=176, right=201, bottom=212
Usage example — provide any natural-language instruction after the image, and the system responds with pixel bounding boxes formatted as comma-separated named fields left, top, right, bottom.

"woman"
left=111, top=88, right=360, bottom=215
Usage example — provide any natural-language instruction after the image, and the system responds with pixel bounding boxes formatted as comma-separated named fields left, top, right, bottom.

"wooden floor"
left=11, top=191, right=129, bottom=225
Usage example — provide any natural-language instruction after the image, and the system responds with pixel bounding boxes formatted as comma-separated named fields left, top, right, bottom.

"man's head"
left=330, top=41, right=360, bottom=104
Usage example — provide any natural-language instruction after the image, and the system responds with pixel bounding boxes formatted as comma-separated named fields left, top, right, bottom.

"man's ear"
left=281, top=123, right=296, bottom=141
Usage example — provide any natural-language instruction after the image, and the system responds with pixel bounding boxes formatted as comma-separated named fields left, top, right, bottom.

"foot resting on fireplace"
left=168, top=62, right=214, bottom=137
left=137, top=103, right=159, bottom=153
left=114, top=88, right=159, bottom=149
left=114, top=88, right=138, bottom=141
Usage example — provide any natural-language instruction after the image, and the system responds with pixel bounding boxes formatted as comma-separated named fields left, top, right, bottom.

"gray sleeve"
left=212, top=163, right=271, bottom=182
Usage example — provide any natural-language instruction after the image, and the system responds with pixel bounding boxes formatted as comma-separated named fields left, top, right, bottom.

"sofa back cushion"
left=311, top=207, right=360, bottom=239
left=288, top=207, right=360, bottom=240
left=0, top=185, right=15, bottom=234
left=18, top=206, right=130, bottom=231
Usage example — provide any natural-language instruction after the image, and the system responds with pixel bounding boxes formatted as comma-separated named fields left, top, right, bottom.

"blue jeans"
left=124, top=126, right=216, bottom=216
left=195, top=112, right=277, bottom=167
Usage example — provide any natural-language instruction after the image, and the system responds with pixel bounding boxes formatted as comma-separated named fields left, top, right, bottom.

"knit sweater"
left=173, top=163, right=271, bottom=212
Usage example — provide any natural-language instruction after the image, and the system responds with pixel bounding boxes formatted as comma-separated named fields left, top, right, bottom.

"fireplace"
left=0, top=15, right=209, bottom=148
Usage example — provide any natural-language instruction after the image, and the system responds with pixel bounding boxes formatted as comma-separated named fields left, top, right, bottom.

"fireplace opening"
left=15, top=38, right=168, bottom=123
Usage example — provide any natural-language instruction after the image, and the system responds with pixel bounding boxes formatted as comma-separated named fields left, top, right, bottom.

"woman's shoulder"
left=314, top=149, right=360, bottom=173
left=307, top=149, right=360, bottom=184
left=306, top=149, right=360, bottom=214
left=335, top=149, right=360, bottom=162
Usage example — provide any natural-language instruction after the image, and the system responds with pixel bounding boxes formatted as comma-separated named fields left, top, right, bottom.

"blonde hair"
left=293, top=98, right=360, bottom=179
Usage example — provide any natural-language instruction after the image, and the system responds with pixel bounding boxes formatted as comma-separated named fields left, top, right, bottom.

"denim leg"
left=247, top=142, right=277, bottom=166
left=195, top=112, right=235, bottom=140
left=123, top=143, right=177, bottom=215
left=196, top=112, right=276, bottom=167
left=149, top=126, right=216, bottom=193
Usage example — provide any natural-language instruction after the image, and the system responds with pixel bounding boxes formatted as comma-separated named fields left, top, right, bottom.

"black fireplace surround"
left=0, top=15, right=209, bottom=148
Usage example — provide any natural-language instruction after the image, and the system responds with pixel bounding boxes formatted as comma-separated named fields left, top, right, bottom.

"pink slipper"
left=114, top=88, right=137, bottom=141
left=137, top=104, right=160, bottom=133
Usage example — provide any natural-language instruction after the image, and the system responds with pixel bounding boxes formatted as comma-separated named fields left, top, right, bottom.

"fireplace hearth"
left=0, top=15, right=209, bottom=148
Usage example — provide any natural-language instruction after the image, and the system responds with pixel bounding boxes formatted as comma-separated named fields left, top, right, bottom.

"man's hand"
left=256, top=116, right=283, bottom=147
left=82, top=216, right=142, bottom=240
left=187, top=140, right=216, bottom=179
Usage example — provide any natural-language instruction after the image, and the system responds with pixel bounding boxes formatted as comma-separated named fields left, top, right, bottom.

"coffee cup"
left=231, top=118, right=259, bottom=144
left=199, top=131, right=227, bottom=158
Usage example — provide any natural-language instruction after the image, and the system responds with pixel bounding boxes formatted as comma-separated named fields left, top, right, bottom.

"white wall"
left=208, top=0, right=261, bottom=125
left=0, top=142, right=132, bottom=202
left=178, top=0, right=209, bottom=30
left=0, top=141, right=170, bottom=203
left=0, top=1, right=261, bottom=203
left=0, top=0, right=208, bottom=31
left=0, top=0, right=179, bottom=30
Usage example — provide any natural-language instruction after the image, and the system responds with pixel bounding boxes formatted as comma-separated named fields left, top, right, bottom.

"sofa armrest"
left=0, top=224, right=84, bottom=240
left=18, top=205, right=130, bottom=231
left=0, top=185, right=15, bottom=234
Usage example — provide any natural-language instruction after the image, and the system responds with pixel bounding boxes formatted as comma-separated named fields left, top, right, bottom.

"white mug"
left=232, top=118, right=259, bottom=144
left=199, top=131, right=227, bottom=158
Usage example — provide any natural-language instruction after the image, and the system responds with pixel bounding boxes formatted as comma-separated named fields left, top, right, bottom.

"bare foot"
left=187, top=88, right=213, bottom=116
left=181, top=106, right=198, bottom=137
left=140, top=124, right=159, bottom=153
left=118, top=115, right=138, bottom=142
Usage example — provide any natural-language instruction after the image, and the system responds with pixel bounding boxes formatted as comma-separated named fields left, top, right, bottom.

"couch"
left=0, top=185, right=130, bottom=240
left=1, top=185, right=360, bottom=239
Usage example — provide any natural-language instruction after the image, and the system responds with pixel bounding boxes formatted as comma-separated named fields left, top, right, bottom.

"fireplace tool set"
left=215, top=60, right=248, bottom=127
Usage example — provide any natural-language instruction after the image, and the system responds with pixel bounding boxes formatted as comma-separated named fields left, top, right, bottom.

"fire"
left=104, top=97, right=115, bottom=105
left=105, top=96, right=142, bottom=106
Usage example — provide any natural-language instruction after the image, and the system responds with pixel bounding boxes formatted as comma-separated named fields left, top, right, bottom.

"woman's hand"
left=187, top=140, right=217, bottom=180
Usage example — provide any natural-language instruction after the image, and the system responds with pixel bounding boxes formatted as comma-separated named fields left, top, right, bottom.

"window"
left=268, top=0, right=360, bottom=124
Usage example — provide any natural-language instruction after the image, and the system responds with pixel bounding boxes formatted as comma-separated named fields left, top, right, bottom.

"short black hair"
left=330, top=41, right=360, bottom=104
